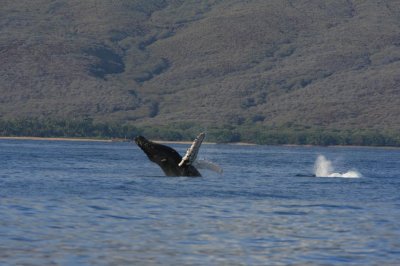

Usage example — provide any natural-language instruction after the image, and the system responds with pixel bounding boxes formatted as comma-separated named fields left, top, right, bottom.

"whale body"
left=134, top=133, right=205, bottom=177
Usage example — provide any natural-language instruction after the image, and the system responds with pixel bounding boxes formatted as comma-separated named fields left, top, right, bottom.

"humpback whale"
left=134, top=133, right=206, bottom=177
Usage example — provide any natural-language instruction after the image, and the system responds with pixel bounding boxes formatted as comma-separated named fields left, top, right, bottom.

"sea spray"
left=314, top=155, right=361, bottom=178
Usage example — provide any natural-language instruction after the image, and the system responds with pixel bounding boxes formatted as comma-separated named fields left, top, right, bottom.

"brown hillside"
left=1, top=0, right=399, bottom=131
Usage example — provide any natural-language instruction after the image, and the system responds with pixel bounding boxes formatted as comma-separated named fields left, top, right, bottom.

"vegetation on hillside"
left=1, top=0, right=399, bottom=144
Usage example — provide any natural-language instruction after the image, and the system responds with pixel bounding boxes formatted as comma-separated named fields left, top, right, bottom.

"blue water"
left=1, top=139, right=399, bottom=265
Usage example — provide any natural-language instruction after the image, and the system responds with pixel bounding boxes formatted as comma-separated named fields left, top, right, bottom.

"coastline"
left=0, top=136, right=205, bottom=145
left=0, top=136, right=113, bottom=142
left=0, top=136, right=240, bottom=146
left=0, top=136, right=398, bottom=149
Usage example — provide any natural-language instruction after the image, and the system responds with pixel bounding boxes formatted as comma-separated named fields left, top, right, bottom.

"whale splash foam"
left=314, top=155, right=361, bottom=178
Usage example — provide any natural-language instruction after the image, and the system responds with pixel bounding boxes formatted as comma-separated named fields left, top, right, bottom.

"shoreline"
left=0, top=136, right=255, bottom=146
left=0, top=136, right=113, bottom=142
left=0, top=136, right=215, bottom=145
left=0, top=136, right=399, bottom=149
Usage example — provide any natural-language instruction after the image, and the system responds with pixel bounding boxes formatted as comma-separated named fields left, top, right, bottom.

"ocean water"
left=0, top=139, right=399, bottom=265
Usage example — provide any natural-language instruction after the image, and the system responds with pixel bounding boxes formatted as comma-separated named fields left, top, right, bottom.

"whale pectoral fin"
left=179, top=132, right=205, bottom=167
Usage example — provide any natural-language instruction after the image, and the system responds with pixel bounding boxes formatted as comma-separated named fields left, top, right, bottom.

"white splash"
left=314, top=155, right=361, bottom=178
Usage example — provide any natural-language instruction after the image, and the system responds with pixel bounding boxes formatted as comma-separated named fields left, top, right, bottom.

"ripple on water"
left=0, top=140, right=399, bottom=265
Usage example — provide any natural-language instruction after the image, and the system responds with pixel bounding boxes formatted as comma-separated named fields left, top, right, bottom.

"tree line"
left=0, top=118, right=399, bottom=147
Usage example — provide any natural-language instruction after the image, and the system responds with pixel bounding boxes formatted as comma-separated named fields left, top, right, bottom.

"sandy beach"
left=0, top=136, right=256, bottom=146
left=0, top=136, right=113, bottom=142
left=0, top=136, right=208, bottom=145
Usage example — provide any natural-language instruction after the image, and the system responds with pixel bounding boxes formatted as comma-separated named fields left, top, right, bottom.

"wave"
left=314, top=155, right=361, bottom=178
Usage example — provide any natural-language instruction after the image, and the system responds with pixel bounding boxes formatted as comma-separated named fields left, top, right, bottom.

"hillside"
left=1, top=0, right=400, bottom=142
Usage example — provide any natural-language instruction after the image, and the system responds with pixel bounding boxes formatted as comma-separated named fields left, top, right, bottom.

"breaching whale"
left=135, top=132, right=208, bottom=177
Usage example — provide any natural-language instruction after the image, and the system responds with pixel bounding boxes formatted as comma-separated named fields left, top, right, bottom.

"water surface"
left=1, top=139, right=399, bottom=265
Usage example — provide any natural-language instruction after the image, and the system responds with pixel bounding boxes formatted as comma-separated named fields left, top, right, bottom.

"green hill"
left=1, top=0, right=399, bottom=144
